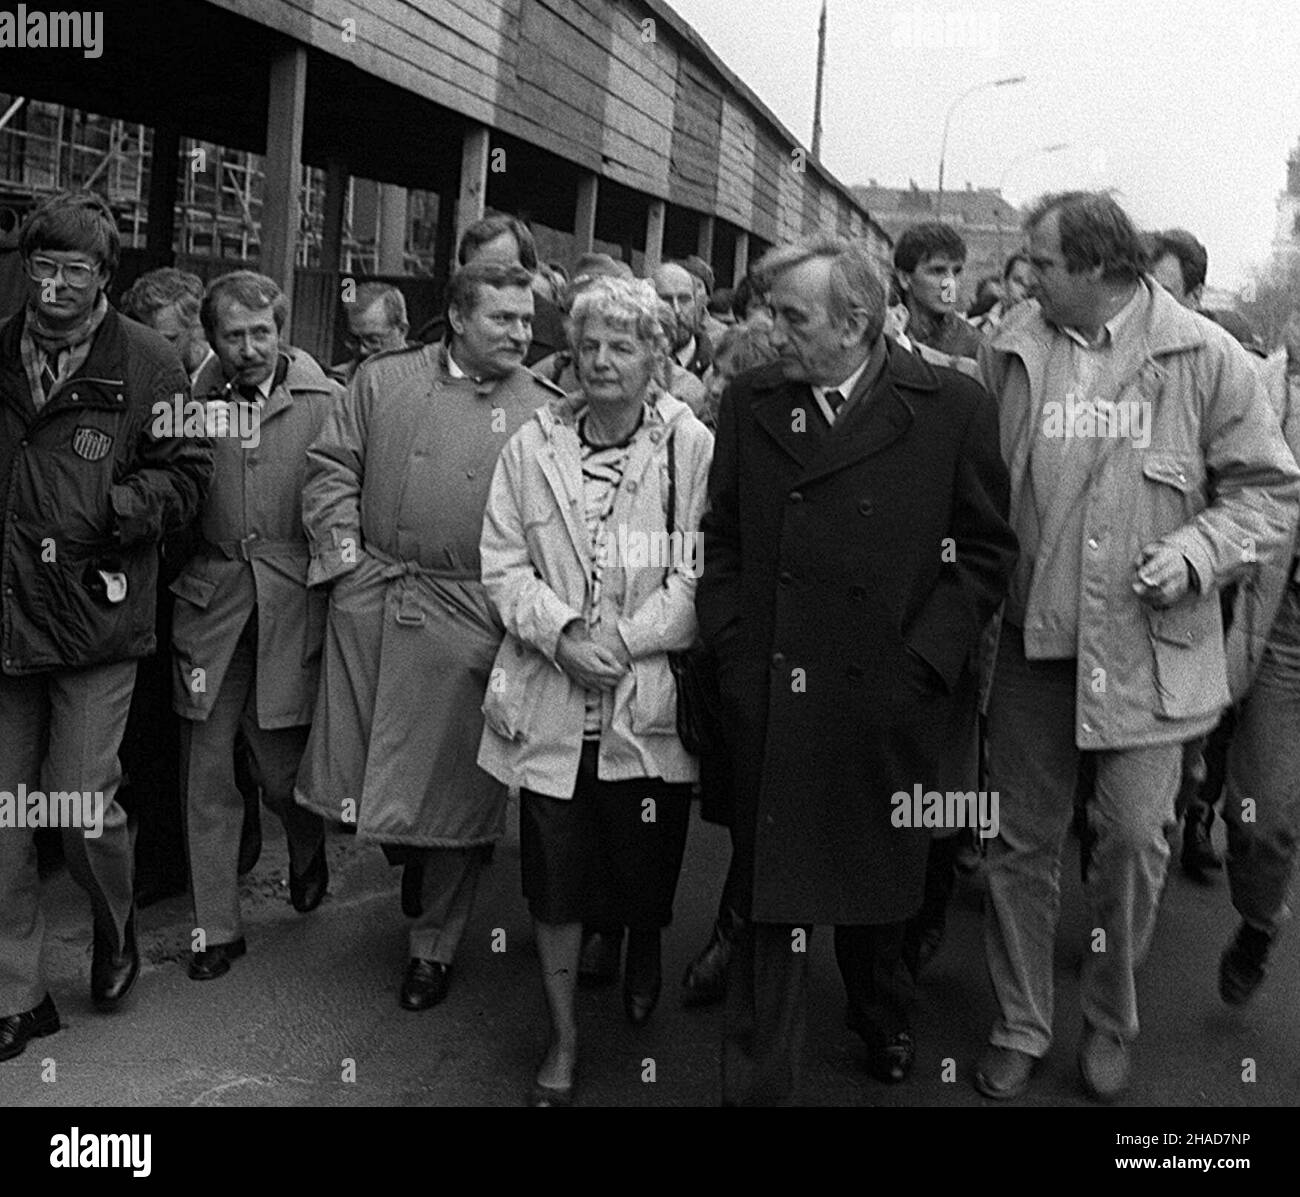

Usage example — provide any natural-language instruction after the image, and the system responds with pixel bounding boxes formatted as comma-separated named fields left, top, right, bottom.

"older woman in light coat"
left=479, top=276, right=713, bottom=1106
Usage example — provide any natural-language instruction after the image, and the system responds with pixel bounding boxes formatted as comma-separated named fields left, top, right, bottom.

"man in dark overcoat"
left=697, top=235, right=1017, bottom=1105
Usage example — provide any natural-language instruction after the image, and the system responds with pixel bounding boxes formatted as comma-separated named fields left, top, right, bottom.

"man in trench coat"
left=171, top=271, right=338, bottom=981
left=296, top=260, right=563, bottom=1011
left=697, top=236, right=1017, bottom=1105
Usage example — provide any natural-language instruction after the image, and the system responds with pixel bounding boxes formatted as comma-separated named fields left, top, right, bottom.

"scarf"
left=21, top=293, right=110, bottom=410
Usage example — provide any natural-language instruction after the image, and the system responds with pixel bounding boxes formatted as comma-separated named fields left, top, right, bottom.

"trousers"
left=0, top=660, right=137, bottom=1013
left=983, top=624, right=1181, bottom=1055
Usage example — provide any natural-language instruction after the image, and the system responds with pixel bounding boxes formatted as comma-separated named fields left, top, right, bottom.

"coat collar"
left=195, top=345, right=335, bottom=423
left=751, top=337, right=926, bottom=481
left=990, top=277, right=1207, bottom=365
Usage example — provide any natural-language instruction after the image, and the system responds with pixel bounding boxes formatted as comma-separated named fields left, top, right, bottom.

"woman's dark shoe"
left=681, top=910, right=742, bottom=1008
left=866, top=1029, right=916, bottom=1084
left=400, top=958, right=450, bottom=1010
left=0, top=994, right=60, bottom=1062
left=623, top=930, right=662, bottom=1027
left=289, top=841, right=329, bottom=913
left=188, top=936, right=247, bottom=981
left=577, top=928, right=623, bottom=988
left=91, top=909, right=139, bottom=1011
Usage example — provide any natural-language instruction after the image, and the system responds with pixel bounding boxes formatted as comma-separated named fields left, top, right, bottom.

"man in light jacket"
left=172, top=271, right=339, bottom=981
left=973, top=192, right=1300, bottom=1103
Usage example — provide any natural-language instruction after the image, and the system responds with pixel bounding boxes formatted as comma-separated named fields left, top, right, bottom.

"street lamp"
left=995, top=142, right=1070, bottom=256
left=937, top=75, right=1026, bottom=217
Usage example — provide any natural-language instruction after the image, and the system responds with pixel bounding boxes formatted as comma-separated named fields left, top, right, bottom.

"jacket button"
left=858, top=498, right=873, bottom=515
left=788, top=491, right=803, bottom=503
left=1082, top=721, right=1094, bottom=733
left=779, top=571, right=794, bottom=586
left=771, top=652, right=785, bottom=668
left=1088, top=537, right=1099, bottom=550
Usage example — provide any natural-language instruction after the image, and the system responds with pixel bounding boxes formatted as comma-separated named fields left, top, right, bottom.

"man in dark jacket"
left=698, top=235, right=1016, bottom=1105
left=0, top=192, right=212, bottom=1060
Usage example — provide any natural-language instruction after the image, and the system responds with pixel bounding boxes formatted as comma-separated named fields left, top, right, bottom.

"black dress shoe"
left=289, top=841, right=329, bottom=913
left=1219, top=922, right=1273, bottom=1005
left=400, top=958, right=450, bottom=1011
left=0, top=994, right=61, bottom=1062
left=577, top=929, right=623, bottom=988
left=400, top=861, right=424, bottom=918
left=91, top=909, right=139, bottom=1012
left=188, top=937, right=247, bottom=981
left=681, top=913, right=742, bottom=1008
left=866, top=1029, right=916, bottom=1084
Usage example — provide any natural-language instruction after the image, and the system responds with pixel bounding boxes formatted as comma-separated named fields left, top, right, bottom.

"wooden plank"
left=262, top=45, right=307, bottom=306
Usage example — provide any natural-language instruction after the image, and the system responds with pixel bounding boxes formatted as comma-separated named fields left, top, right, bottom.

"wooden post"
left=455, top=124, right=491, bottom=254
left=378, top=184, right=407, bottom=275
left=574, top=171, right=599, bottom=255
left=145, top=123, right=180, bottom=270
left=320, top=156, right=348, bottom=275
left=696, top=214, right=715, bottom=269
left=733, top=230, right=750, bottom=284
left=644, top=199, right=666, bottom=275
left=261, top=45, right=308, bottom=308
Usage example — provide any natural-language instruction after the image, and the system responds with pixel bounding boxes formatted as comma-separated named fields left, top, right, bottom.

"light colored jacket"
left=978, top=282, right=1300, bottom=749
left=171, top=348, right=341, bottom=727
left=477, top=390, right=713, bottom=797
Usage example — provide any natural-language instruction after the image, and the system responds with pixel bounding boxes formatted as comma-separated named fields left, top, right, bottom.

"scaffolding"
left=0, top=94, right=438, bottom=274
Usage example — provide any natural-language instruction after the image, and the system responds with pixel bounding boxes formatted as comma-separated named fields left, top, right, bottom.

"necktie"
left=237, top=384, right=262, bottom=403
left=825, top=388, right=846, bottom=424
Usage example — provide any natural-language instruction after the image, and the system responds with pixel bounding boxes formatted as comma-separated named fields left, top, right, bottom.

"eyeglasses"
left=26, top=256, right=99, bottom=289
left=345, top=332, right=396, bottom=352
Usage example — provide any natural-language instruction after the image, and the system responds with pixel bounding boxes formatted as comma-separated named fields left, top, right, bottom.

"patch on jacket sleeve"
left=71, top=426, right=114, bottom=462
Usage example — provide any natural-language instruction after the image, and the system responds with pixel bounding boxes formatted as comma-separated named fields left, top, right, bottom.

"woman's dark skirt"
left=521, top=741, right=692, bottom=927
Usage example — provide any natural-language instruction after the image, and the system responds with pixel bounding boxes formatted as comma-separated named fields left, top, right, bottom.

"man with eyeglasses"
left=330, top=283, right=415, bottom=386
left=0, top=191, right=212, bottom=1061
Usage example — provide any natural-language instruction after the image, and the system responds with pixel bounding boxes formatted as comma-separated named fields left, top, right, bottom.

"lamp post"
left=996, top=142, right=1070, bottom=256
left=936, top=75, right=1026, bottom=218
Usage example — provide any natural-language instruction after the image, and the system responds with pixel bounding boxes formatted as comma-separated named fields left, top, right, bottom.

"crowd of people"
left=1, top=185, right=1298, bottom=1109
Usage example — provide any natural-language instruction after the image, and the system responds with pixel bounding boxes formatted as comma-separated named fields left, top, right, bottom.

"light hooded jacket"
left=294, top=344, right=562, bottom=846
left=477, top=390, right=713, bottom=798
left=978, top=281, right=1300, bottom=749
left=170, top=348, right=342, bottom=728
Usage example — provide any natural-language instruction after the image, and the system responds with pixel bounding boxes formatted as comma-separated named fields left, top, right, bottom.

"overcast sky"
left=669, top=0, right=1297, bottom=290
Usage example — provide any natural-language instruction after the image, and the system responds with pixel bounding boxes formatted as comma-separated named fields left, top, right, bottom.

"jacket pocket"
left=1147, top=597, right=1228, bottom=719
left=1139, top=453, right=1200, bottom=535
left=629, top=653, right=679, bottom=736
left=481, top=638, right=537, bottom=743
left=169, top=570, right=218, bottom=610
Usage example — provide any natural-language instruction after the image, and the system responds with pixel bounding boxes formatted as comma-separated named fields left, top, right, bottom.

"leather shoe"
left=866, top=1029, right=916, bottom=1083
left=400, top=958, right=450, bottom=1010
left=91, top=909, right=139, bottom=1012
left=681, top=913, right=742, bottom=1008
left=188, top=937, right=247, bottom=981
left=400, top=861, right=424, bottom=918
left=974, top=1045, right=1036, bottom=1099
left=289, top=840, right=329, bottom=913
left=0, top=994, right=60, bottom=1062
left=1219, top=922, right=1272, bottom=1006
left=577, top=929, right=623, bottom=988
left=1078, top=1023, right=1130, bottom=1102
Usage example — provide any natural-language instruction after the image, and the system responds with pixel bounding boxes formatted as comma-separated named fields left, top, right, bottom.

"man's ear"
left=840, top=307, right=871, bottom=347
left=447, top=304, right=465, bottom=337
left=896, top=272, right=912, bottom=298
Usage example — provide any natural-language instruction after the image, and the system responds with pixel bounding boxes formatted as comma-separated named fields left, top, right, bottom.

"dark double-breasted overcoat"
left=697, top=338, right=1017, bottom=925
